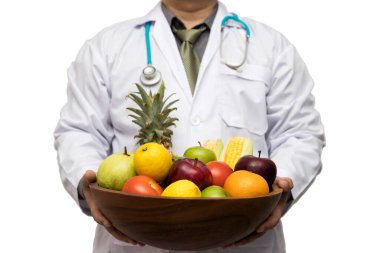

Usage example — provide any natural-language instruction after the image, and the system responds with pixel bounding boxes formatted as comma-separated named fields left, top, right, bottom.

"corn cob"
left=203, top=139, right=223, bottom=160
left=219, top=136, right=253, bottom=170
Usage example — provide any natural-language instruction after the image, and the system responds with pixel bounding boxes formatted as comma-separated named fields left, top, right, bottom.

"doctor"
left=54, top=0, right=325, bottom=252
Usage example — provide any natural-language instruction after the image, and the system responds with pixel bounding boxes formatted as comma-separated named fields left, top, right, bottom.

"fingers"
left=224, top=177, right=294, bottom=247
left=256, top=177, right=293, bottom=233
left=81, top=170, right=112, bottom=227
left=81, top=170, right=144, bottom=246
left=85, top=194, right=111, bottom=227
left=224, top=177, right=294, bottom=248
left=105, top=226, right=145, bottom=246
left=89, top=204, right=112, bottom=227
left=256, top=205, right=283, bottom=233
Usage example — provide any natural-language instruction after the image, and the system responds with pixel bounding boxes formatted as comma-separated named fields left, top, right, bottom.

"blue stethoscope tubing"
left=220, top=13, right=250, bottom=70
left=140, top=13, right=251, bottom=86
left=140, top=22, right=162, bottom=86
left=145, top=22, right=153, bottom=65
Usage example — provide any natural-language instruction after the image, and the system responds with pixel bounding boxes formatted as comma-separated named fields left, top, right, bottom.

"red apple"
left=234, top=151, right=277, bottom=187
left=167, top=158, right=212, bottom=190
left=122, top=175, right=163, bottom=196
left=206, top=161, right=233, bottom=187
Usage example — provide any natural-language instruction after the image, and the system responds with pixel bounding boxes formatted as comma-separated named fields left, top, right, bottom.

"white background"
left=1, top=0, right=379, bottom=252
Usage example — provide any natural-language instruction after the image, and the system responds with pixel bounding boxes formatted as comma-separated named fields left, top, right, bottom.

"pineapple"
left=127, top=82, right=179, bottom=149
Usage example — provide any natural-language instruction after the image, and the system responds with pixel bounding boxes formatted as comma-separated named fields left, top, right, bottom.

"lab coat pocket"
left=218, top=64, right=271, bottom=136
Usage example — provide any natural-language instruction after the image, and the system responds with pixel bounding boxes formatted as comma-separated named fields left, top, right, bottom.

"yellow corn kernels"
left=219, top=136, right=253, bottom=169
left=203, top=139, right=223, bottom=160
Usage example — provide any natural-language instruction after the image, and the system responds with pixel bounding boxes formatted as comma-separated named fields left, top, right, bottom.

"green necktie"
left=173, top=26, right=207, bottom=94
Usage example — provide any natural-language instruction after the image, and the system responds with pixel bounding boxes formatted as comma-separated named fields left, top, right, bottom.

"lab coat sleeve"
left=266, top=44, right=326, bottom=201
left=54, top=39, right=113, bottom=207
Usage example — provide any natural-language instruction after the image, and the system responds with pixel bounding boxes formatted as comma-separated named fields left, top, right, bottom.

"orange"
left=161, top=180, right=201, bottom=198
left=223, top=170, right=269, bottom=197
left=134, top=142, right=173, bottom=182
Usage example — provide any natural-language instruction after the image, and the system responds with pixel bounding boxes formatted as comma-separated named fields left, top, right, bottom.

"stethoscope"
left=140, top=13, right=251, bottom=87
left=140, top=21, right=162, bottom=86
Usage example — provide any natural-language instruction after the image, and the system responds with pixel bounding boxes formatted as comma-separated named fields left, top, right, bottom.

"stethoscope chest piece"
left=140, top=65, right=162, bottom=86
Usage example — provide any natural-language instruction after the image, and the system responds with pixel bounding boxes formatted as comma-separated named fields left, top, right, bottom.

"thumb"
left=83, top=170, right=97, bottom=187
left=274, top=177, right=293, bottom=209
left=275, top=177, right=293, bottom=191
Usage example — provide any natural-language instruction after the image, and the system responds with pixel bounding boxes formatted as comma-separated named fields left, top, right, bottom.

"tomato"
left=206, top=161, right=233, bottom=187
left=122, top=175, right=163, bottom=196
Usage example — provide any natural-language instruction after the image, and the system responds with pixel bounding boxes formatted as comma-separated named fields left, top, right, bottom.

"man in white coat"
left=54, top=0, right=325, bottom=252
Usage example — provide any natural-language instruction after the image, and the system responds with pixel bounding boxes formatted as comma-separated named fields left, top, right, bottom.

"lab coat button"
left=191, top=116, right=201, bottom=126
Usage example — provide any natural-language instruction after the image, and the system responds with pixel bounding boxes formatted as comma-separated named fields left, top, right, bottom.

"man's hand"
left=81, top=170, right=145, bottom=246
left=224, top=177, right=293, bottom=247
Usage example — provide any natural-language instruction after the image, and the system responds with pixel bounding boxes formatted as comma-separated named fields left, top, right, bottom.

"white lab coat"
left=54, top=1, right=325, bottom=252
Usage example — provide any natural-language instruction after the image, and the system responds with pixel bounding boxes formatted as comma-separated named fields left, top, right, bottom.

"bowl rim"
left=89, top=183, right=283, bottom=200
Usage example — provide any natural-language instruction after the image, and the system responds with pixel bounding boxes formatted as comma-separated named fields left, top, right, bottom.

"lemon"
left=161, top=180, right=201, bottom=198
left=134, top=142, right=173, bottom=182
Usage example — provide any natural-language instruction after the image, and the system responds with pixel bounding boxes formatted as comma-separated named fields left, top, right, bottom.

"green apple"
left=201, top=185, right=227, bottom=198
left=97, top=147, right=136, bottom=191
left=203, top=139, right=224, bottom=160
left=183, top=142, right=217, bottom=164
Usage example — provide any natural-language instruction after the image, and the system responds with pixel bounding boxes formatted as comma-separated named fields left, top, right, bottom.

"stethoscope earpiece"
left=139, top=14, right=251, bottom=87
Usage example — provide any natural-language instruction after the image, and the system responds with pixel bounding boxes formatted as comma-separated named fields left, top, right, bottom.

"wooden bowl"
left=89, top=183, right=283, bottom=251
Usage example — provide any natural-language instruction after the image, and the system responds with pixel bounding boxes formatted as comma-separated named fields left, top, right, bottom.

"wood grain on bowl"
left=89, top=183, right=282, bottom=251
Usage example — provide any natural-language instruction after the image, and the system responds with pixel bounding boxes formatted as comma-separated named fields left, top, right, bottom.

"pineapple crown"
left=127, top=82, right=179, bottom=149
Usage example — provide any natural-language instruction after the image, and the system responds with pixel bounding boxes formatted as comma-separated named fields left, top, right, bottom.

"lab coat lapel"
left=194, top=3, right=229, bottom=97
left=143, top=4, right=193, bottom=104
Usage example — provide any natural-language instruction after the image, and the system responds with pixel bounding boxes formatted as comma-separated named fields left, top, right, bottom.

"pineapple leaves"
left=126, top=82, right=179, bottom=148
left=135, top=83, right=153, bottom=108
left=161, top=108, right=177, bottom=119
left=162, top=98, right=180, bottom=113
left=128, top=93, right=145, bottom=110
left=127, top=107, right=151, bottom=124
left=163, top=117, right=178, bottom=128
left=157, top=82, right=165, bottom=104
